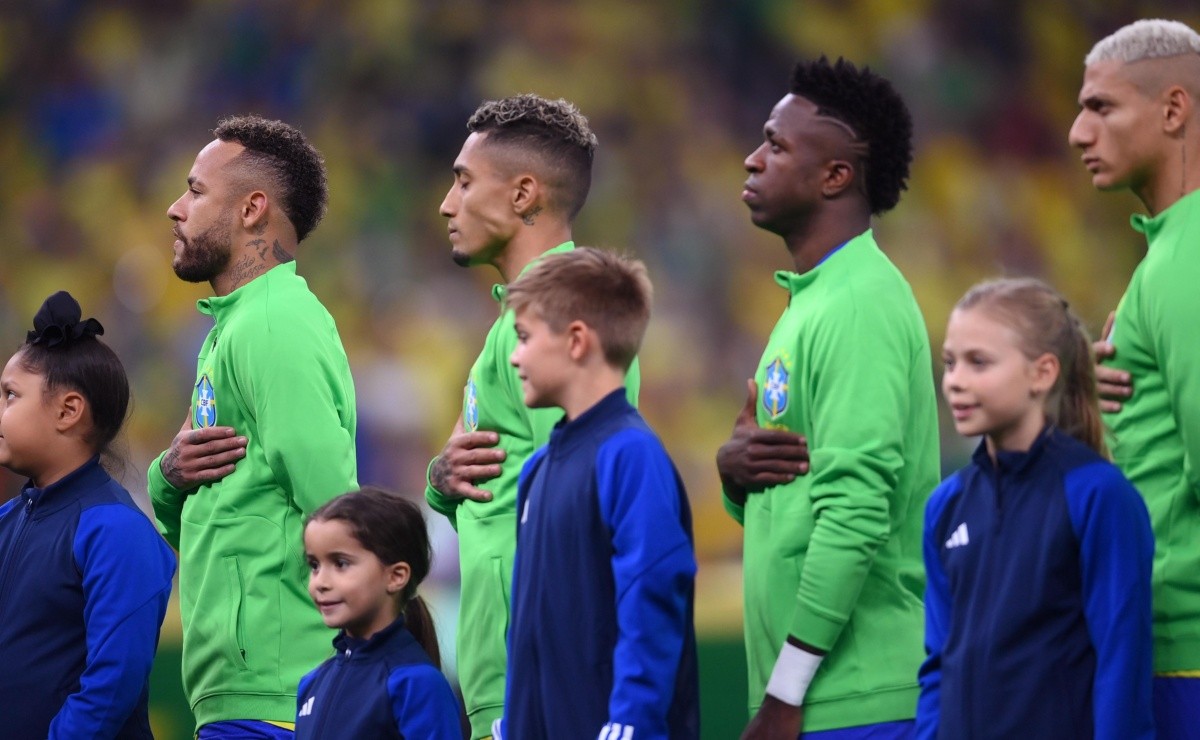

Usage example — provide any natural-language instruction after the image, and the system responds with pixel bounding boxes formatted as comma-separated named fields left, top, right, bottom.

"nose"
left=309, top=567, right=328, bottom=592
left=167, top=193, right=186, bottom=222
left=942, top=365, right=963, bottom=395
left=509, top=346, right=520, bottom=369
left=1068, top=113, right=1091, bottom=149
left=745, top=144, right=766, bottom=173
left=439, top=185, right=457, bottom=218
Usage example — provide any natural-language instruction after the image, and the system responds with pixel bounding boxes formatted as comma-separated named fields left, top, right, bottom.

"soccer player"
left=495, top=247, right=699, bottom=740
left=148, top=116, right=358, bottom=738
left=718, top=57, right=940, bottom=738
left=426, top=94, right=639, bottom=739
left=1069, top=19, right=1200, bottom=736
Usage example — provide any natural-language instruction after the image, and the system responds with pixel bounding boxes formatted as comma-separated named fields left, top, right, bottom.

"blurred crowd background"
left=2, top=0, right=1197, bottom=735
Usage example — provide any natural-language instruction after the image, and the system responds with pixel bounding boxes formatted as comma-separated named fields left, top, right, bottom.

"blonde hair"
left=505, top=247, right=652, bottom=371
left=955, top=278, right=1108, bottom=457
left=1086, top=19, right=1200, bottom=65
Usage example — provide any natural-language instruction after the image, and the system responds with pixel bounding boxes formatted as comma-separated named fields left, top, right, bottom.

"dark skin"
left=717, top=379, right=810, bottom=507
left=727, top=93, right=871, bottom=739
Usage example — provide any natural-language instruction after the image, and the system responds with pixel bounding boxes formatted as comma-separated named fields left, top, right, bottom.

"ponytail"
left=956, top=277, right=1109, bottom=457
left=403, top=595, right=441, bottom=670
left=1055, top=315, right=1109, bottom=458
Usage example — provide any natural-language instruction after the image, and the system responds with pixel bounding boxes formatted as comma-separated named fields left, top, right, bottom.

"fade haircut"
left=213, top=115, right=328, bottom=242
left=1085, top=19, right=1200, bottom=66
left=791, top=56, right=914, bottom=215
left=467, top=94, right=597, bottom=220
left=505, top=247, right=651, bottom=371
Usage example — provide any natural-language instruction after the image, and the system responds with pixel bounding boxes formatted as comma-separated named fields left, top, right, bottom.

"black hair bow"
left=26, top=291, right=104, bottom=348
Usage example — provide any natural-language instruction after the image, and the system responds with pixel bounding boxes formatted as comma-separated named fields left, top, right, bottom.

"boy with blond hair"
left=493, top=247, right=699, bottom=740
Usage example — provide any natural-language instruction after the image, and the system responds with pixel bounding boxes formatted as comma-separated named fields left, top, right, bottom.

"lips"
left=949, top=402, right=977, bottom=422
left=315, top=600, right=342, bottom=616
left=741, top=182, right=758, bottom=203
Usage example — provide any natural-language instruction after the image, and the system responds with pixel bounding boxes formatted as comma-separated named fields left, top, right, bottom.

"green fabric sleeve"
left=722, top=487, right=746, bottom=526
left=147, top=450, right=187, bottom=550
left=239, top=318, right=357, bottom=517
left=789, top=298, right=909, bottom=650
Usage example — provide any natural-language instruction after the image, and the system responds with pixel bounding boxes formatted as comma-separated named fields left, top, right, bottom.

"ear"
left=239, top=190, right=270, bottom=232
left=54, top=389, right=87, bottom=434
left=565, top=319, right=590, bottom=362
left=512, top=174, right=541, bottom=220
left=1164, top=85, right=1192, bottom=136
left=1030, top=352, right=1061, bottom=396
left=821, top=159, right=857, bottom=199
left=385, top=561, right=412, bottom=596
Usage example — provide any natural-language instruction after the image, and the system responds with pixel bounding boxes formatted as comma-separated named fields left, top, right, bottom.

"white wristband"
left=765, top=641, right=824, bottom=707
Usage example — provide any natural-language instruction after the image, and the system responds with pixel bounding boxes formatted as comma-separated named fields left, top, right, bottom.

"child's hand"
left=429, top=415, right=506, bottom=502
left=716, top=379, right=809, bottom=506
left=160, top=412, right=246, bottom=491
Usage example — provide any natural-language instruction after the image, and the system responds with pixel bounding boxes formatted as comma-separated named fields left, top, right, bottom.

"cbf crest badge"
left=464, top=377, right=479, bottom=432
left=762, top=356, right=790, bottom=420
left=194, top=374, right=217, bottom=428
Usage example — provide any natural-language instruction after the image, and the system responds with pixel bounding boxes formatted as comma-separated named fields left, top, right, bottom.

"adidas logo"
left=945, top=522, right=970, bottom=549
left=299, top=696, right=315, bottom=717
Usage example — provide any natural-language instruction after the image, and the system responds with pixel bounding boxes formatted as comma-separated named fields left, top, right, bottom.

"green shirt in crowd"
left=149, top=262, right=358, bottom=729
left=725, top=230, right=940, bottom=732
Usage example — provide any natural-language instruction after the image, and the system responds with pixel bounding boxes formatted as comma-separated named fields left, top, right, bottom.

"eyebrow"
left=452, top=165, right=471, bottom=176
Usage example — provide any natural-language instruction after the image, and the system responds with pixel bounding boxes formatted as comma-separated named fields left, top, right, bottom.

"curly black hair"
left=791, top=57, right=913, bottom=215
left=467, top=94, right=597, bottom=219
left=213, top=115, right=328, bottom=242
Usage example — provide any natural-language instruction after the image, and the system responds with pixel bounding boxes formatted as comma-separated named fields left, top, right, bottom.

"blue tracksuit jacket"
left=295, top=615, right=460, bottom=739
left=916, top=429, right=1154, bottom=739
left=0, top=457, right=176, bottom=739
left=500, top=389, right=699, bottom=740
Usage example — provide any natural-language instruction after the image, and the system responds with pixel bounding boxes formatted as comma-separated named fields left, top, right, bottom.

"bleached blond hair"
left=1086, top=19, right=1200, bottom=65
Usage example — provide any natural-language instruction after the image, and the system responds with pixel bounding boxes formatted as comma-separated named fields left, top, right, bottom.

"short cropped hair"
left=467, top=94, right=597, bottom=220
left=505, top=247, right=651, bottom=371
left=791, top=56, right=913, bottom=215
left=1085, top=19, right=1200, bottom=66
left=214, top=115, right=328, bottom=242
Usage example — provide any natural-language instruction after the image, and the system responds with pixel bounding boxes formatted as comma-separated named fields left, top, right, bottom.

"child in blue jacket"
left=297, top=487, right=461, bottom=739
left=918, top=278, right=1154, bottom=739
left=494, top=247, right=699, bottom=740
left=0, top=291, right=176, bottom=739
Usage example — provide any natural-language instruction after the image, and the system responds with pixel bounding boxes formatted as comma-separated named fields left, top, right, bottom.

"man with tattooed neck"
left=148, top=115, right=358, bottom=740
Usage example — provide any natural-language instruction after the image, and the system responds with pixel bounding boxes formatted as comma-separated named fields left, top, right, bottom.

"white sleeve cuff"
left=765, top=641, right=824, bottom=707
left=492, top=717, right=504, bottom=740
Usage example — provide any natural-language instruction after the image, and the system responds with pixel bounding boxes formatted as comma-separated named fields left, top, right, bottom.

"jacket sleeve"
left=788, top=297, right=913, bottom=650
left=147, top=450, right=187, bottom=550
left=239, top=313, right=357, bottom=516
left=1064, top=463, right=1156, bottom=740
left=388, top=663, right=464, bottom=739
left=916, top=477, right=958, bottom=740
left=595, top=430, right=696, bottom=737
left=50, top=505, right=175, bottom=739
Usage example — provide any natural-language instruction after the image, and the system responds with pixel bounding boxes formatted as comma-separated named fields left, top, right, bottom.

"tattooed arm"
left=147, top=413, right=246, bottom=548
